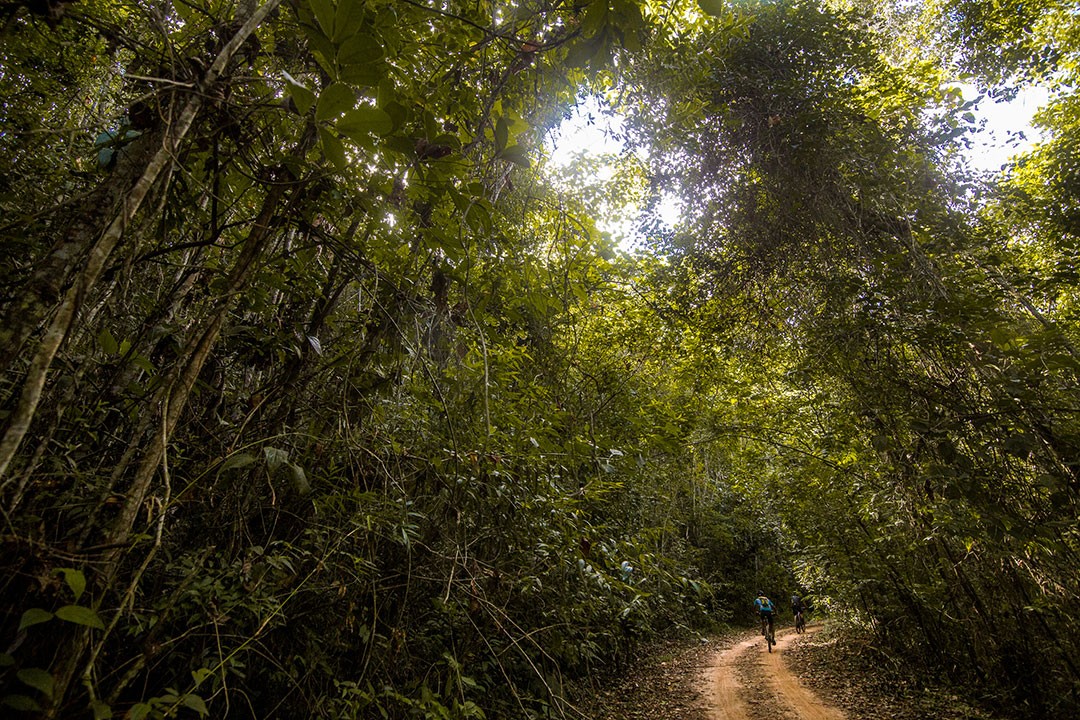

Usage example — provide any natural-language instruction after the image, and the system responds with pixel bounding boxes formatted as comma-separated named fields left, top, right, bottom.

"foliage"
left=616, top=0, right=1080, bottom=716
left=0, top=0, right=725, bottom=717
left=2, top=0, right=1079, bottom=717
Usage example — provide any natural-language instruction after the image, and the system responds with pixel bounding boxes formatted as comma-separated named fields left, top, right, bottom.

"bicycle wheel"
left=795, top=612, right=804, bottom=634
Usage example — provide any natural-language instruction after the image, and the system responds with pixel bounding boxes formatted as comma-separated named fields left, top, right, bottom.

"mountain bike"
left=761, top=615, right=776, bottom=652
left=794, top=609, right=805, bottom=634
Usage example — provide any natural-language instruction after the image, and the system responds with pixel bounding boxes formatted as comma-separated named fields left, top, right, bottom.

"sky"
left=964, top=85, right=1049, bottom=172
left=544, top=96, right=683, bottom=240
left=544, top=87, right=1049, bottom=242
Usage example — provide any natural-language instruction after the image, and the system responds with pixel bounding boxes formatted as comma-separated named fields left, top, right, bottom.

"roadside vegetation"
left=1, top=0, right=1078, bottom=717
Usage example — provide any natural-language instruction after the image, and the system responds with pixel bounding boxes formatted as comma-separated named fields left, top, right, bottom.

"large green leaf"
left=263, top=445, right=290, bottom=471
left=338, top=32, right=383, bottom=66
left=495, top=116, right=509, bottom=152
left=55, top=605, right=105, bottom=630
left=98, top=328, right=118, bottom=354
left=697, top=0, right=725, bottom=18
left=315, top=82, right=356, bottom=122
left=2, top=695, right=43, bottom=712
left=301, top=24, right=338, bottom=79
left=333, top=0, right=366, bottom=42
left=337, top=107, right=393, bottom=141
left=181, top=693, right=209, bottom=717
left=340, top=61, right=383, bottom=87
left=219, top=452, right=257, bottom=473
left=17, top=668, right=54, bottom=699
left=310, top=0, right=335, bottom=38
left=497, top=145, right=531, bottom=168
left=582, top=0, right=609, bottom=36
left=57, top=568, right=86, bottom=601
left=283, top=72, right=316, bottom=116
left=320, top=127, right=349, bottom=170
left=18, top=608, right=53, bottom=631
left=381, top=100, right=409, bottom=131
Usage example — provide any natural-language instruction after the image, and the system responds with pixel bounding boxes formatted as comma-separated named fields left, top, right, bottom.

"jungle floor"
left=573, top=623, right=1005, bottom=720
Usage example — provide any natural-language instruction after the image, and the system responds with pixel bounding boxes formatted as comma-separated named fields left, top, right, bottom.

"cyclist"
left=791, top=593, right=806, bottom=631
left=754, top=592, right=776, bottom=640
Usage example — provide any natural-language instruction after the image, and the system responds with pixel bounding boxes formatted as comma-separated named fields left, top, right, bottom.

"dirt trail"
left=702, top=625, right=846, bottom=720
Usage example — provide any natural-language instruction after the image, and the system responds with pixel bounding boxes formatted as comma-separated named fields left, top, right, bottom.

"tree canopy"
left=1, top=0, right=1078, bottom=718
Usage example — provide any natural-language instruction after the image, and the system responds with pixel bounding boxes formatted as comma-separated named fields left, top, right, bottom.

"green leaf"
left=283, top=71, right=316, bottom=116
left=98, top=329, right=118, bottom=355
left=340, top=61, right=383, bottom=87
left=301, top=26, right=338, bottom=79
left=219, top=453, right=257, bottom=473
left=990, top=328, right=1014, bottom=347
left=57, top=568, right=86, bottom=601
left=131, top=352, right=156, bottom=374
left=697, top=0, right=725, bottom=17
left=181, top=693, right=209, bottom=716
left=613, top=0, right=644, bottom=29
left=18, top=608, right=53, bottom=631
left=319, top=127, right=349, bottom=171
left=338, top=31, right=383, bottom=65
left=565, top=34, right=605, bottom=68
left=263, top=446, right=290, bottom=472
left=337, top=107, right=393, bottom=140
left=316, top=83, right=356, bottom=122
left=465, top=202, right=493, bottom=233
left=310, top=0, right=335, bottom=37
left=0, top=654, right=14, bottom=667
left=55, top=605, right=105, bottom=630
left=381, top=100, right=409, bottom=131
left=17, top=668, right=54, bottom=699
left=497, top=145, right=531, bottom=168
left=495, top=116, right=509, bottom=152
left=191, top=667, right=214, bottom=688
left=619, top=26, right=642, bottom=52
left=288, top=463, right=311, bottom=495
left=333, top=0, right=367, bottom=42
left=2, top=694, right=43, bottom=712
left=582, top=0, right=609, bottom=36
left=90, top=700, right=113, bottom=719
left=128, top=703, right=152, bottom=720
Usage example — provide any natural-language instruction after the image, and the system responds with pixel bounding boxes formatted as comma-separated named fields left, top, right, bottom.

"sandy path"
left=702, top=625, right=846, bottom=720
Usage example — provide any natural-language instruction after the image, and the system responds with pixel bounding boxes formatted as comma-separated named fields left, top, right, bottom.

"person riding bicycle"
left=754, top=593, right=776, bottom=639
left=791, top=593, right=806, bottom=630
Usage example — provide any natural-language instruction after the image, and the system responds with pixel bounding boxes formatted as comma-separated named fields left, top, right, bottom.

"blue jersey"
left=754, top=596, right=775, bottom=614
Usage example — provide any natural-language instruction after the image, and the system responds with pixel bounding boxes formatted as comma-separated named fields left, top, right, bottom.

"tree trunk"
left=0, top=0, right=285, bottom=486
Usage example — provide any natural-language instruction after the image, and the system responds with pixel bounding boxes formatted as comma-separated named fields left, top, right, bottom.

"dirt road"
left=702, top=625, right=846, bottom=720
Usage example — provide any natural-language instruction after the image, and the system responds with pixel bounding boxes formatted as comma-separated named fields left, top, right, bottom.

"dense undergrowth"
left=2, top=0, right=1079, bottom=717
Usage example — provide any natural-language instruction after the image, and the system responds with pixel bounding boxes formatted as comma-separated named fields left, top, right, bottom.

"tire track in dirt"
left=702, top=636, right=758, bottom=720
left=702, top=625, right=846, bottom=720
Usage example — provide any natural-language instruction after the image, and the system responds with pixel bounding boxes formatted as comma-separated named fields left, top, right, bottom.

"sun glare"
left=546, top=97, right=684, bottom=243
left=546, top=96, right=626, bottom=168
left=961, top=84, right=1049, bottom=172
left=543, top=82, right=1048, bottom=246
